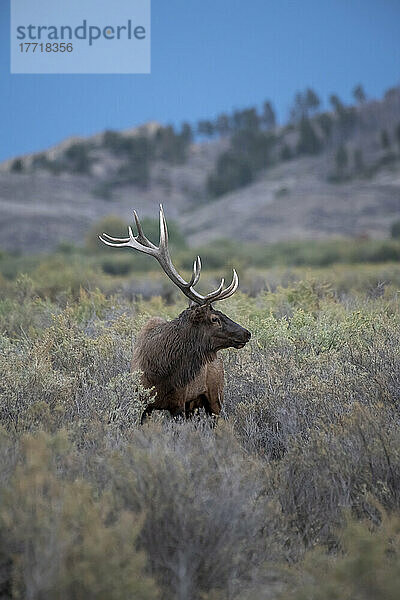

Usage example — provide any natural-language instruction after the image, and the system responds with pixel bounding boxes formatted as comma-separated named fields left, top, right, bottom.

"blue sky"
left=1, top=0, right=399, bottom=161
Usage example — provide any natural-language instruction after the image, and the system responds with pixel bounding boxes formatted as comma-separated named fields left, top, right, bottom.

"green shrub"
left=101, top=255, right=136, bottom=276
left=0, top=433, right=158, bottom=599
left=86, top=215, right=128, bottom=253
left=286, top=514, right=400, bottom=600
left=0, top=303, right=149, bottom=435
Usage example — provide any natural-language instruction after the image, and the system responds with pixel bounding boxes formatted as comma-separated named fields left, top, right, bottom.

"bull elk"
left=99, top=205, right=251, bottom=422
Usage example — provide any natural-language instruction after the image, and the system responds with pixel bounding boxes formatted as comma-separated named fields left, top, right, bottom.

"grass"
left=2, top=235, right=400, bottom=283
left=0, top=249, right=400, bottom=597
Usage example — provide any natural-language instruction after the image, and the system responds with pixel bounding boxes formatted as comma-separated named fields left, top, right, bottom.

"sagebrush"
left=1, top=267, right=400, bottom=598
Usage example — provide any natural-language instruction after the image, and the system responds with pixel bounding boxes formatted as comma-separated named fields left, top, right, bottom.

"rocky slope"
left=1, top=88, right=399, bottom=253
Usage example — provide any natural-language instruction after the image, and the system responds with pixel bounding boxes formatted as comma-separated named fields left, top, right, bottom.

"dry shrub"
left=107, top=422, right=286, bottom=599
left=0, top=433, right=158, bottom=600
left=0, top=302, right=150, bottom=435
left=285, top=512, right=400, bottom=600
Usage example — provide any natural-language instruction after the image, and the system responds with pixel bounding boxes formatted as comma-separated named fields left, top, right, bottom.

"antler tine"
left=211, top=269, right=239, bottom=302
left=133, top=210, right=157, bottom=249
left=171, top=256, right=201, bottom=290
left=99, top=224, right=158, bottom=255
left=203, top=277, right=225, bottom=301
left=187, top=256, right=201, bottom=288
left=99, top=232, right=130, bottom=246
left=159, top=204, right=168, bottom=254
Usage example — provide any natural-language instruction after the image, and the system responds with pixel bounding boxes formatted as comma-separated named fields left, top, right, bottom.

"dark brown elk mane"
left=99, top=205, right=251, bottom=421
left=133, top=307, right=217, bottom=391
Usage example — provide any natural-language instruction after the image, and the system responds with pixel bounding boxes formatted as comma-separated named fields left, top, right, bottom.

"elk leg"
left=140, top=405, right=154, bottom=425
left=200, top=397, right=218, bottom=428
left=184, top=402, right=195, bottom=419
left=164, top=389, right=186, bottom=420
left=169, top=406, right=185, bottom=420
left=184, top=396, right=204, bottom=419
left=205, top=359, right=224, bottom=419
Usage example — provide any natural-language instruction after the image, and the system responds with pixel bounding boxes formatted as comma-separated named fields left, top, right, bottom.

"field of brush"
left=1, top=244, right=400, bottom=599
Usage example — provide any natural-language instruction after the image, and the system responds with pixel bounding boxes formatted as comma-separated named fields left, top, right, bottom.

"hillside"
left=1, top=86, right=400, bottom=253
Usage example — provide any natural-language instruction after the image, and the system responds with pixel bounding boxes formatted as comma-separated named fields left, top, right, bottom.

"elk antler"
left=98, top=205, right=239, bottom=305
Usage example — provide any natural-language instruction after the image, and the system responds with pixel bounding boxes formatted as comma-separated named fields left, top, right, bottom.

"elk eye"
left=211, top=316, right=220, bottom=325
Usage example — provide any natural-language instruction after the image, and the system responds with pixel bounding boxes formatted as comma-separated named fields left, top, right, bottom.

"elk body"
left=100, top=206, right=251, bottom=422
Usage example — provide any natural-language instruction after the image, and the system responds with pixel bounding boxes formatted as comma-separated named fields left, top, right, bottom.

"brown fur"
left=131, top=305, right=250, bottom=421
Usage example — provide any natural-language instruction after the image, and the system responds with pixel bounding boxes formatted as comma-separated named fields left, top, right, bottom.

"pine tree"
left=330, top=94, right=345, bottom=115
left=216, top=113, right=230, bottom=137
left=297, top=118, right=322, bottom=155
left=11, top=158, right=24, bottom=172
left=353, top=148, right=364, bottom=173
left=396, top=123, right=400, bottom=151
left=335, top=144, right=348, bottom=173
left=280, top=144, right=292, bottom=161
left=262, top=101, right=276, bottom=130
left=290, top=91, right=307, bottom=122
left=197, top=120, right=214, bottom=137
left=181, top=122, right=192, bottom=144
left=381, top=129, right=390, bottom=149
left=290, top=88, right=320, bottom=122
left=317, top=113, right=333, bottom=139
left=305, top=88, right=321, bottom=114
left=240, top=108, right=260, bottom=131
left=353, top=84, right=366, bottom=104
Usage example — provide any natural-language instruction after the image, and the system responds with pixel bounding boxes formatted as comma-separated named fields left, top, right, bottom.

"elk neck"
left=160, top=309, right=217, bottom=389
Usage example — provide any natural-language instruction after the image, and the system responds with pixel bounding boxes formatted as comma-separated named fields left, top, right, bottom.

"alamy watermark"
left=11, top=0, right=151, bottom=74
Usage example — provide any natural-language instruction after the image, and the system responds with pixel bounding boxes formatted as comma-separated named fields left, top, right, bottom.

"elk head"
left=99, top=205, right=251, bottom=349
left=187, top=304, right=250, bottom=351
